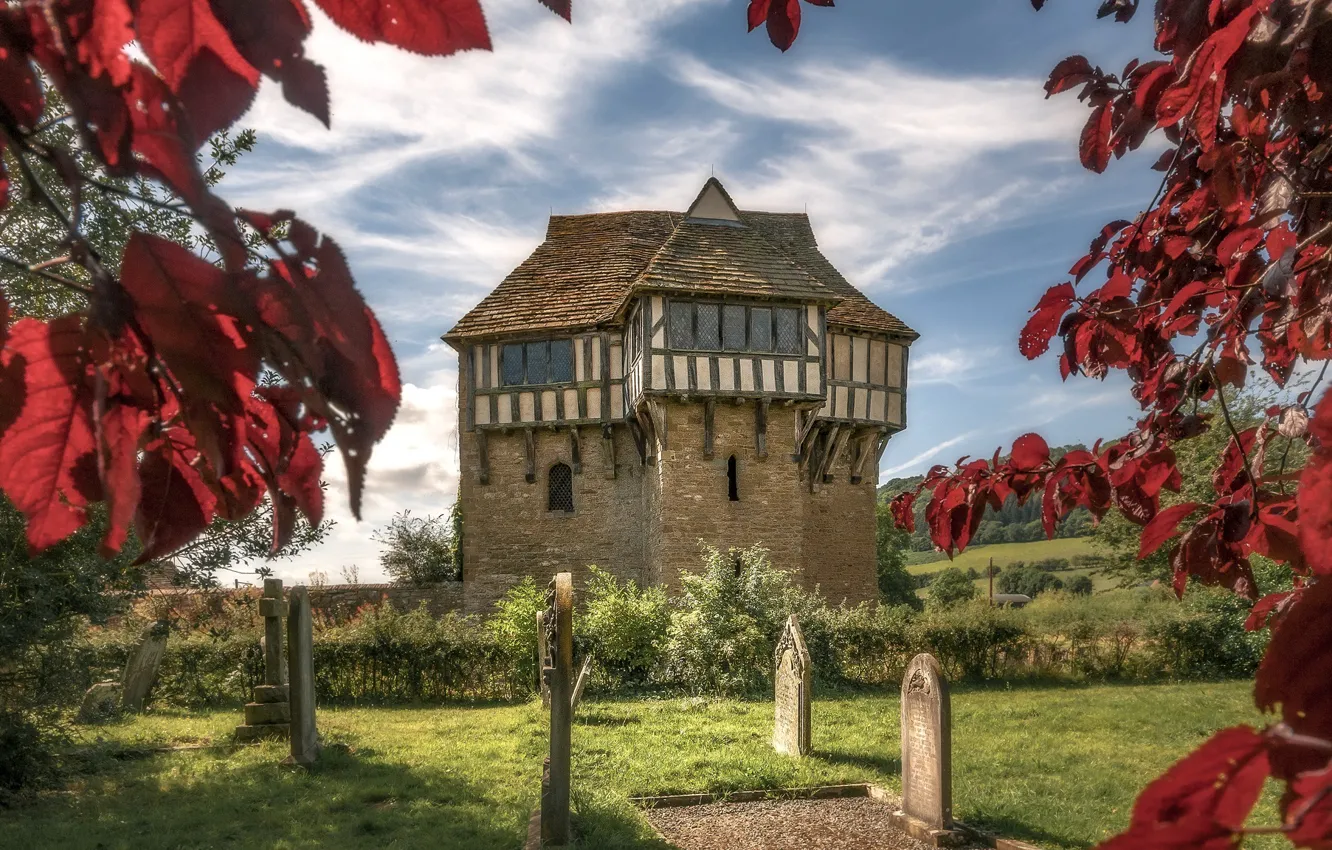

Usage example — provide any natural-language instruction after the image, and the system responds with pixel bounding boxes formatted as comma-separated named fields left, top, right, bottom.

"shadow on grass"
left=964, top=809, right=1084, bottom=850
left=816, top=748, right=901, bottom=777
left=4, top=743, right=527, bottom=850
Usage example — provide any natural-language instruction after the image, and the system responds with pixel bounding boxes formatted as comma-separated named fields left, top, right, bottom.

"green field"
left=906, top=537, right=1122, bottom=596
left=905, top=537, right=1099, bottom=573
left=0, top=682, right=1279, bottom=850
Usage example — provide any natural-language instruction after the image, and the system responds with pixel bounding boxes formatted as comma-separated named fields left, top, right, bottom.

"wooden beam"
left=628, top=415, right=649, bottom=465
left=798, top=415, right=823, bottom=470
left=645, top=398, right=668, bottom=451
left=524, top=428, right=536, bottom=484
left=570, top=427, right=582, bottom=475
left=875, top=430, right=893, bottom=465
left=462, top=348, right=475, bottom=432
left=703, top=398, right=715, bottom=460
left=600, top=332, right=612, bottom=420
left=794, top=410, right=820, bottom=463
left=850, top=429, right=877, bottom=484
left=476, top=429, right=490, bottom=485
left=755, top=399, right=769, bottom=460
left=807, top=425, right=830, bottom=492
left=820, top=426, right=852, bottom=484
left=601, top=424, right=616, bottom=479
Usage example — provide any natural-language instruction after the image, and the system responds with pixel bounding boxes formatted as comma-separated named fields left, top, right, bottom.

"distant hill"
left=879, top=444, right=1095, bottom=552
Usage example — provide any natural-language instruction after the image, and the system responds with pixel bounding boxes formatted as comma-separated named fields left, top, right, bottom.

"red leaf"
left=75, top=0, right=135, bottom=87
left=1256, top=578, right=1332, bottom=777
left=312, top=0, right=492, bottom=57
left=211, top=0, right=329, bottom=127
left=1079, top=102, right=1113, bottom=173
left=747, top=0, right=770, bottom=32
left=120, top=233, right=259, bottom=413
left=1298, top=452, right=1332, bottom=575
left=0, top=318, right=100, bottom=553
left=0, top=24, right=44, bottom=128
left=1098, top=726, right=1269, bottom=849
left=1019, top=282, right=1075, bottom=359
left=133, top=441, right=218, bottom=563
left=1286, top=763, right=1332, bottom=845
left=93, top=389, right=144, bottom=557
left=1010, top=433, right=1050, bottom=471
left=1244, top=590, right=1293, bottom=631
left=766, top=0, right=801, bottom=52
left=1045, top=55, right=1093, bottom=97
left=537, top=0, right=571, bottom=21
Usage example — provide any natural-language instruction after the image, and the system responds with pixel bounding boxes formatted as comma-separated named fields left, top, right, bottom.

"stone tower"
left=444, top=179, right=917, bottom=612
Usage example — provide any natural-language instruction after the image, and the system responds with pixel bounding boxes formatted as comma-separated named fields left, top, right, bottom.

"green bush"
left=928, top=567, right=977, bottom=608
left=487, top=577, right=546, bottom=695
left=916, top=601, right=1025, bottom=680
left=580, top=567, right=670, bottom=689
left=1067, top=575, right=1094, bottom=595
left=1147, top=587, right=1267, bottom=679
left=665, top=545, right=812, bottom=696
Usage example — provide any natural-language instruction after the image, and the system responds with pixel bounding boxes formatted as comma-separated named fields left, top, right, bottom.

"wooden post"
left=540, top=573, right=575, bottom=846
left=988, top=558, right=994, bottom=604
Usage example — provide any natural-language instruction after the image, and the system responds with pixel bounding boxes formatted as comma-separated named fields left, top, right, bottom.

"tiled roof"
left=444, top=182, right=916, bottom=342
left=741, top=212, right=917, bottom=338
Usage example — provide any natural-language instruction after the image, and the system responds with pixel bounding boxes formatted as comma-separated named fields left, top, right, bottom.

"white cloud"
left=881, top=431, right=979, bottom=478
left=911, top=346, right=1004, bottom=386
left=263, top=378, right=461, bottom=584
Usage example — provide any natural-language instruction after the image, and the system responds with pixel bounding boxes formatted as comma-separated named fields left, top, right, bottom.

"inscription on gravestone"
left=900, top=653, right=952, bottom=830
left=772, top=614, right=811, bottom=757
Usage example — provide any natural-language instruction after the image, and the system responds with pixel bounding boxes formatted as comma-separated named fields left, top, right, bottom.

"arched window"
left=727, top=455, right=739, bottom=502
left=548, top=463, right=574, bottom=513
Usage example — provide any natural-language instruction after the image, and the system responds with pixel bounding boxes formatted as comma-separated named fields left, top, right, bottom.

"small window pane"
left=696, top=304, right=721, bottom=350
left=525, top=342, right=549, bottom=384
left=549, top=339, right=573, bottom=383
left=722, top=305, right=747, bottom=351
left=749, top=307, right=772, bottom=352
left=775, top=308, right=801, bottom=354
left=668, top=301, right=694, bottom=349
left=548, top=463, right=574, bottom=512
left=502, top=344, right=525, bottom=385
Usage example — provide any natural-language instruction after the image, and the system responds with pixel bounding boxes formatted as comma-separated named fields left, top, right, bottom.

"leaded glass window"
left=722, top=305, right=747, bottom=351
left=695, top=303, right=721, bottom=350
left=525, top=342, right=549, bottom=385
left=501, top=344, right=525, bottom=385
left=669, top=301, right=694, bottom=349
left=548, top=463, right=574, bottom=512
left=749, top=307, right=772, bottom=352
left=775, top=308, right=801, bottom=354
left=549, top=339, right=573, bottom=383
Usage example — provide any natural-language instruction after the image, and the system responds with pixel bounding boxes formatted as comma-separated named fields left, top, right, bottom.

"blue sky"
left=220, top=0, right=1167, bottom=583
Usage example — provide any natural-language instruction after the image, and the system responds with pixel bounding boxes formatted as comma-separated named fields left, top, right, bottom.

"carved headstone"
left=772, top=614, right=811, bottom=757
left=900, top=653, right=952, bottom=830
left=78, top=681, right=121, bottom=722
left=236, top=579, right=291, bottom=742
left=540, top=572, right=574, bottom=847
left=120, top=623, right=168, bottom=712
left=283, top=586, right=320, bottom=767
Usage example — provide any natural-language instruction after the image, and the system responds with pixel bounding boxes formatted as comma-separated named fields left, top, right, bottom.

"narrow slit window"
left=727, top=455, right=739, bottom=502
left=548, top=463, right=574, bottom=513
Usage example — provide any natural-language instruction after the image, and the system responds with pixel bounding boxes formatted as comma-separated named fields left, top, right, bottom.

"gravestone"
left=772, top=614, right=811, bottom=757
left=78, top=681, right=121, bottom=722
left=283, top=586, right=320, bottom=767
left=539, top=572, right=574, bottom=847
left=900, top=653, right=952, bottom=830
left=236, top=579, right=291, bottom=742
left=120, top=623, right=168, bottom=712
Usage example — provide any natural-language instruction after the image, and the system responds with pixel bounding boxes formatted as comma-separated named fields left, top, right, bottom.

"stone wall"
left=459, top=425, right=646, bottom=613
left=458, top=400, right=880, bottom=613
left=649, top=400, right=810, bottom=594
left=306, top=583, right=464, bottom=620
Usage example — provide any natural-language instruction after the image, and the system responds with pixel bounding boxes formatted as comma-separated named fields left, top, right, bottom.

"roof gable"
left=684, top=177, right=743, bottom=224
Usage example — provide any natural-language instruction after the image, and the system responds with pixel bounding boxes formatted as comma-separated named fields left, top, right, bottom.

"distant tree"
left=875, top=501, right=922, bottom=610
left=1067, top=575, right=1094, bottom=596
left=998, top=566, right=1064, bottom=598
left=928, top=567, right=978, bottom=609
left=373, top=507, right=461, bottom=585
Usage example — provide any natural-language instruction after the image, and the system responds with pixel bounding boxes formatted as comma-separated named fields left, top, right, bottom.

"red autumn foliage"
left=0, top=0, right=573, bottom=566
left=886, top=1, right=1332, bottom=845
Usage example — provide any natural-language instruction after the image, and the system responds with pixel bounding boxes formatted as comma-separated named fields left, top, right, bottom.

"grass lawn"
left=0, top=681, right=1280, bottom=850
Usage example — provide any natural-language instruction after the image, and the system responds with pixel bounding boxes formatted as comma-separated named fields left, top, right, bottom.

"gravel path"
left=645, top=797, right=935, bottom=850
